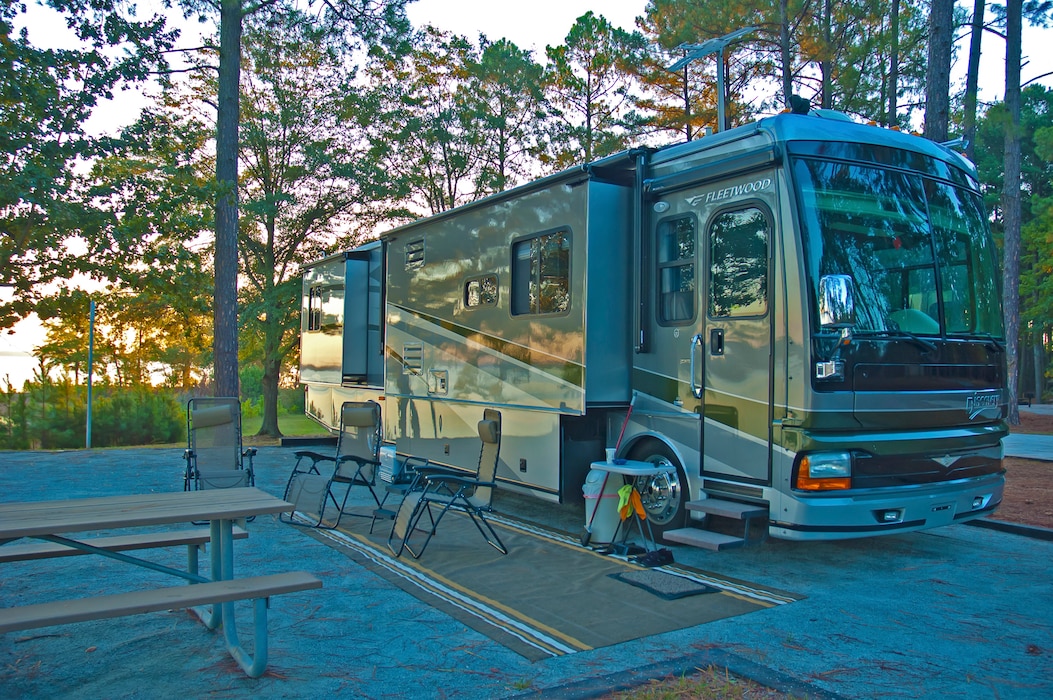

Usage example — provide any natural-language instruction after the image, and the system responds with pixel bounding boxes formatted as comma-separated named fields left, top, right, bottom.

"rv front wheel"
left=626, top=441, right=686, bottom=535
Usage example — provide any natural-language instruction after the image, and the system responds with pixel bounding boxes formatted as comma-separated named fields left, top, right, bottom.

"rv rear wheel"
left=625, top=441, right=686, bottom=536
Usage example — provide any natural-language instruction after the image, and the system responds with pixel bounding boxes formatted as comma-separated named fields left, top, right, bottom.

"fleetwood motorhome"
left=299, top=110, right=1007, bottom=548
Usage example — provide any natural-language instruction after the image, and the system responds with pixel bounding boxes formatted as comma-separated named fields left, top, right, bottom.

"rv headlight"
left=795, top=452, right=852, bottom=491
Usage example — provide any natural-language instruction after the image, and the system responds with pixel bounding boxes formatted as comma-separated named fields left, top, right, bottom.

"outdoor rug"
left=298, top=509, right=801, bottom=661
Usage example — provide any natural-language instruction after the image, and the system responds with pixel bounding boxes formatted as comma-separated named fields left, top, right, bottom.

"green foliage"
left=235, top=8, right=410, bottom=435
left=363, top=26, right=489, bottom=214
left=543, top=12, right=646, bottom=167
left=239, top=363, right=264, bottom=404
left=975, top=85, right=1053, bottom=391
left=36, top=286, right=212, bottom=390
left=638, top=0, right=929, bottom=126
left=89, top=387, right=185, bottom=447
left=467, top=37, right=548, bottom=194
left=0, top=1, right=178, bottom=330
left=0, top=380, right=184, bottom=449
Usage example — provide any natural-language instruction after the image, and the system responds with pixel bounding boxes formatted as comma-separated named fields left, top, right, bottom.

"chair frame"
left=388, top=409, right=506, bottom=558
left=281, top=400, right=383, bottom=529
left=183, top=397, right=256, bottom=492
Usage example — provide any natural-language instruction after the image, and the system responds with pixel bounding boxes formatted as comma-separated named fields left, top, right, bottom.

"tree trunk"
left=964, top=0, right=986, bottom=160
left=213, top=0, right=243, bottom=399
left=924, top=0, right=954, bottom=142
left=821, top=0, right=832, bottom=109
left=1034, top=326, right=1045, bottom=402
left=259, top=353, right=282, bottom=437
left=888, top=0, right=900, bottom=126
left=780, top=0, right=793, bottom=108
left=1003, top=0, right=1022, bottom=424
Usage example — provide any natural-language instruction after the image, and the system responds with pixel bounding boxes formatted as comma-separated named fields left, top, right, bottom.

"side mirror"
left=819, top=275, right=855, bottom=328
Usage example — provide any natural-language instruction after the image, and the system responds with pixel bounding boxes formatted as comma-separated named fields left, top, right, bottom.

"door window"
left=709, top=207, right=770, bottom=318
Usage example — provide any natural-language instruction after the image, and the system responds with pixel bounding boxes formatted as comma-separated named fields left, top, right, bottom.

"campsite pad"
left=301, top=509, right=801, bottom=661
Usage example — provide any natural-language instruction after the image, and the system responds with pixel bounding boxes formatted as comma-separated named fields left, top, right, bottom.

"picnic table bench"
left=0, top=571, right=320, bottom=633
left=0, top=488, right=322, bottom=678
left=0, top=526, right=248, bottom=570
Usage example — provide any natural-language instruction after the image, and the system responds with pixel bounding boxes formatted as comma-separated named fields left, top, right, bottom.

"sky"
left=405, top=0, right=647, bottom=53
left=3, top=1, right=1053, bottom=388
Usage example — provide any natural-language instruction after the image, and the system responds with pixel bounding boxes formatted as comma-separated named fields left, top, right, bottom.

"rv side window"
left=405, top=239, right=425, bottom=269
left=657, top=216, right=696, bottom=323
left=307, top=288, right=322, bottom=331
left=511, top=230, right=570, bottom=315
left=465, top=275, right=498, bottom=308
left=708, top=207, right=769, bottom=318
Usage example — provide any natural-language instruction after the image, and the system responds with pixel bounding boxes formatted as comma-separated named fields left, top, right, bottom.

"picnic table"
left=0, top=488, right=321, bottom=677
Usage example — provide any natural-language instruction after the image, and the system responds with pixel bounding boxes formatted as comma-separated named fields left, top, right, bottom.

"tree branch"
left=1022, top=71, right=1053, bottom=87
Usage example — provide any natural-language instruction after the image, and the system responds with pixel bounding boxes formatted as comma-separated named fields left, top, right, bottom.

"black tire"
left=625, top=440, right=687, bottom=536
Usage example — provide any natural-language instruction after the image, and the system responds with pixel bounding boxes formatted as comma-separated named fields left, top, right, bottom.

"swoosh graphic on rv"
left=389, top=303, right=585, bottom=388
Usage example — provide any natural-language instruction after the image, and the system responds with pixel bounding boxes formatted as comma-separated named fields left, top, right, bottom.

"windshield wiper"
left=854, top=329, right=938, bottom=354
left=965, top=332, right=1005, bottom=353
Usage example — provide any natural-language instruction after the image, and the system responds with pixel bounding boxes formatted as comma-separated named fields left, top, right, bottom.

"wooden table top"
left=0, top=488, right=293, bottom=540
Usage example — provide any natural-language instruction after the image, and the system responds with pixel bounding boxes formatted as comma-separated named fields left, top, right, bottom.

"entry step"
left=686, top=498, right=768, bottom=520
left=663, top=528, right=745, bottom=551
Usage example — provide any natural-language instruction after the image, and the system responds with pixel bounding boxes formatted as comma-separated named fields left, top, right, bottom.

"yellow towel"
left=617, top=485, right=647, bottom=520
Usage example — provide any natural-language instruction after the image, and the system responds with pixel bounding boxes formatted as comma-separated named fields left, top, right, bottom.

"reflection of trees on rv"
left=708, top=208, right=768, bottom=318
left=796, top=158, right=1003, bottom=337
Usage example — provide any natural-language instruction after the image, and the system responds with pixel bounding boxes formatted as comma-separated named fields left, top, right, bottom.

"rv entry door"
left=699, top=203, right=774, bottom=486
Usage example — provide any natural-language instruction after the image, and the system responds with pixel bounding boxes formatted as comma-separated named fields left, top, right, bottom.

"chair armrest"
left=294, top=451, right=335, bottom=463
left=413, top=465, right=470, bottom=495
left=416, top=465, right=467, bottom=479
left=421, top=474, right=496, bottom=502
left=423, top=474, right=494, bottom=488
left=336, top=455, right=379, bottom=467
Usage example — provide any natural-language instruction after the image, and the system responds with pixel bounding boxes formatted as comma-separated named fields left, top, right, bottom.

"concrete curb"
left=968, top=517, right=1053, bottom=542
left=515, top=647, right=848, bottom=700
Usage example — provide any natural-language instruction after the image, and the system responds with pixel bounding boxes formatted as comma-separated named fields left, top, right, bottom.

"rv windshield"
left=793, top=156, right=1003, bottom=339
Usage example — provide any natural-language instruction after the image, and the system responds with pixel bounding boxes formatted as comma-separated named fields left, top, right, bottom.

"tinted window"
left=465, top=275, right=498, bottom=308
left=512, top=231, right=570, bottom=315
left=656, top=216, right=696, bottom=323
left=709, top=208, right=769, bottom=318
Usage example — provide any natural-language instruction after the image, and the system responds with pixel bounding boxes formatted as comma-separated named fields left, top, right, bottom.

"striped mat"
left=301, top=510, right=800, bottom=661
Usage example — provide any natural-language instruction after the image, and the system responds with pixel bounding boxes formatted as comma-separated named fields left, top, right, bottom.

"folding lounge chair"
left=388, top=409, right=506, bottom=558
left=281, top=400, right=383, bottom=528
left=183, top=397, right=256, bottom=491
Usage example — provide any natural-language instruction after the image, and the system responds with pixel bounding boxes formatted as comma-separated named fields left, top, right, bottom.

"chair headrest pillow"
left=192, top=405, right=234, bottom=428
left=478, top=419, right=500, bottom=444
left=342, top=404, right=379, bottom=428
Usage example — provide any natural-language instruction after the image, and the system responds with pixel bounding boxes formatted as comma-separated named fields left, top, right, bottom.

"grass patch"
left=608, top=666, right=792, bottom=700
left=277, top=413, right=329, bottom=436
left=241, top=413, right=329, bottom=444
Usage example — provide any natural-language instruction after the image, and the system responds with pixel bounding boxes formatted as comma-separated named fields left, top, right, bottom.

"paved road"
left=1006, top=406, right=1053, bottom=460
left=1004, top=432, right=1053, bottom=460
left=0, top=446, right=1050, bottom=700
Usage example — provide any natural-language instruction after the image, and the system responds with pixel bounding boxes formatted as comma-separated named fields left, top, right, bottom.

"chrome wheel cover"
left=634, top=456, right=682, bottom=525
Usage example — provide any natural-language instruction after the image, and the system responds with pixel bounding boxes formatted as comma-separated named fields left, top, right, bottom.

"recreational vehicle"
left=299, top=109, right=1007, bottom=548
